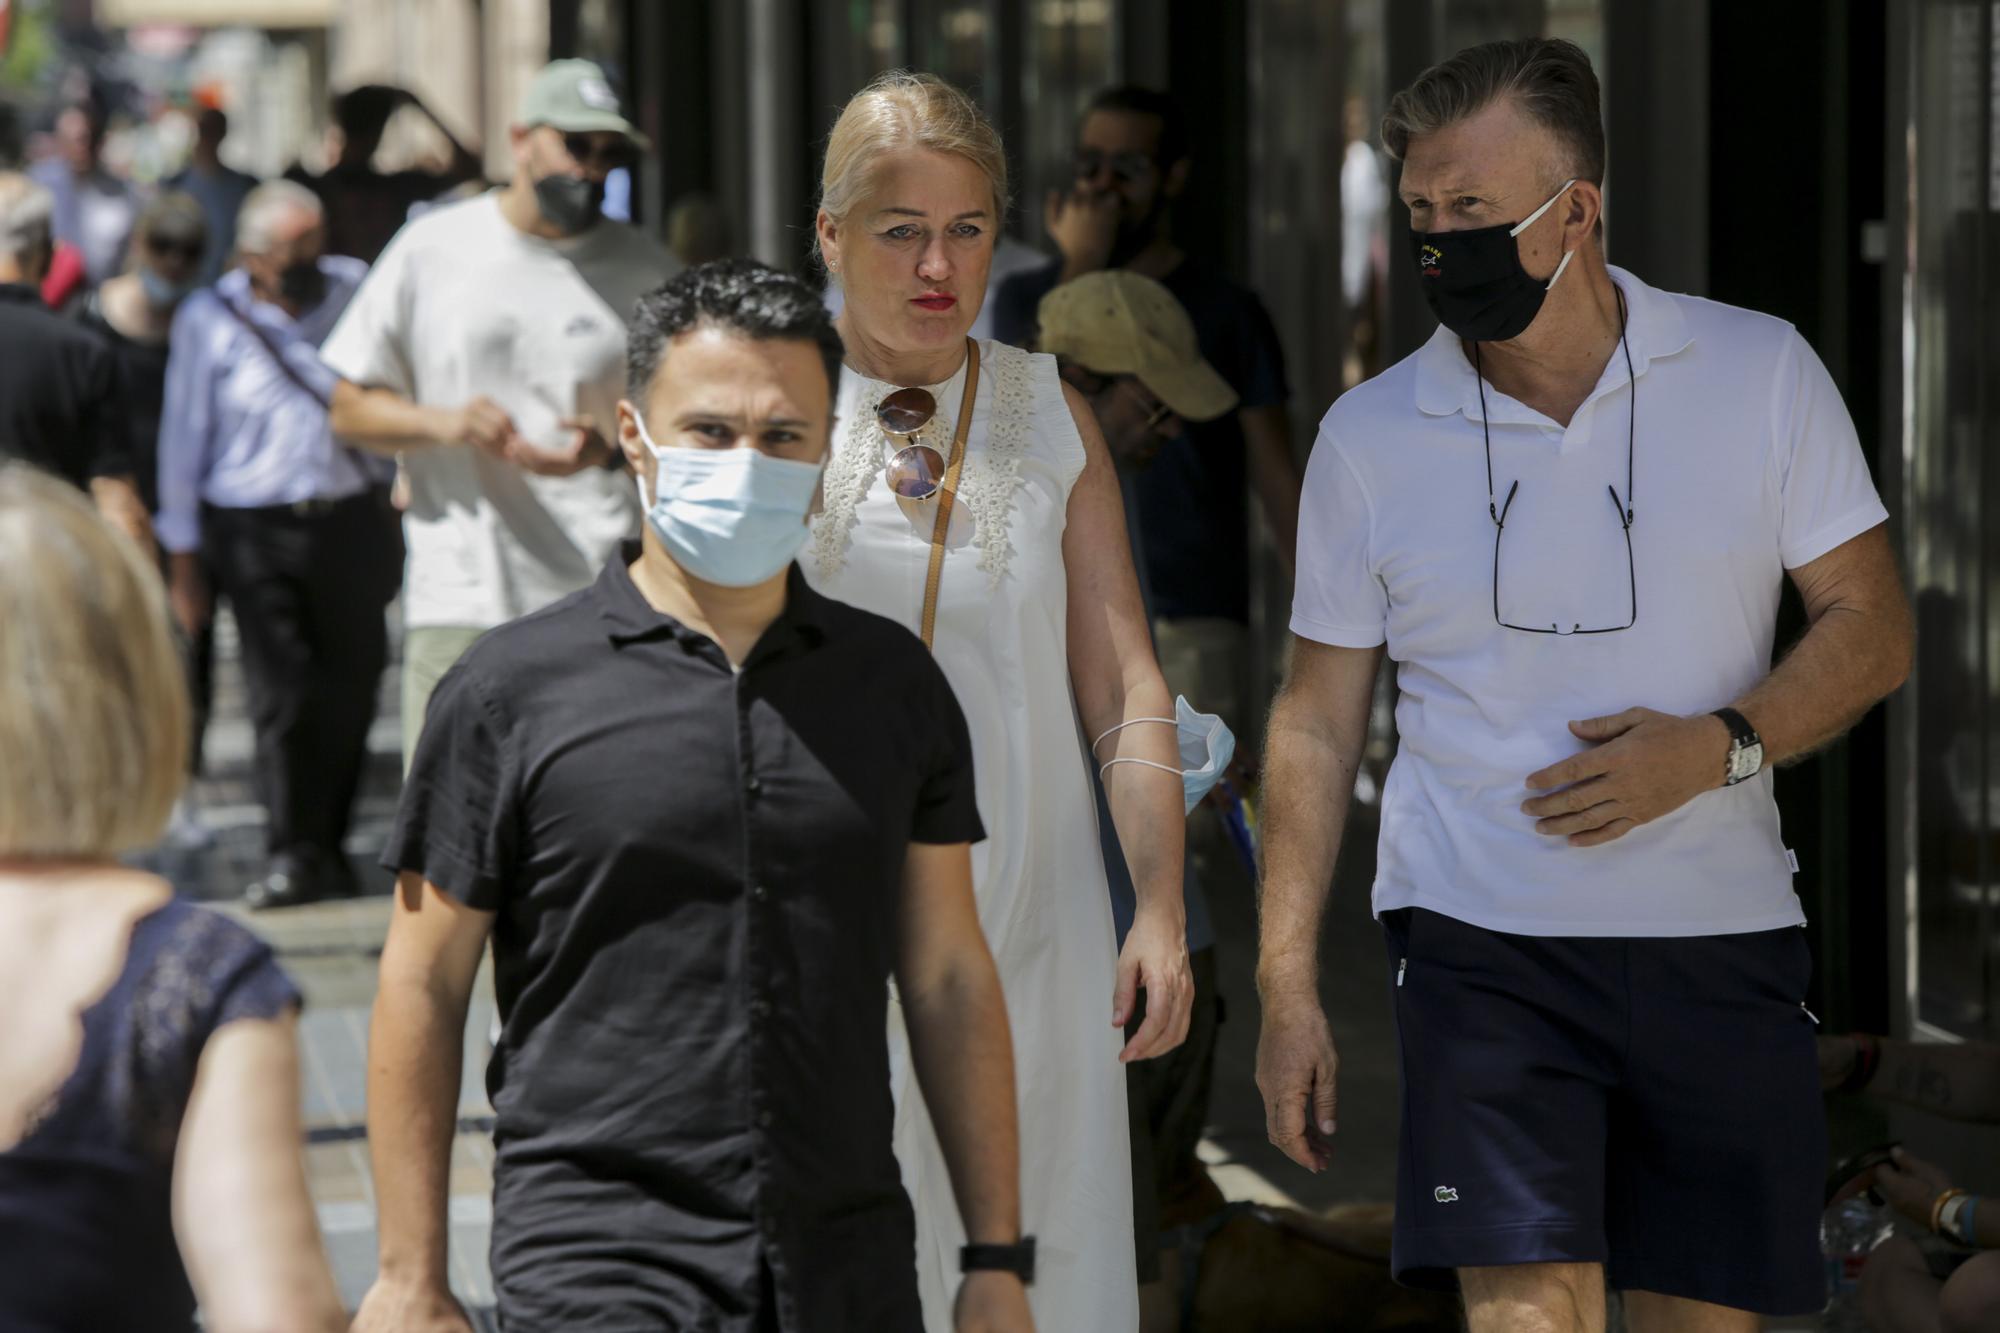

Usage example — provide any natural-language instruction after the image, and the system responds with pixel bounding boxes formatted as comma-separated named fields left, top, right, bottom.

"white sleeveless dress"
left=806, top=339, right=1138, bottom=1333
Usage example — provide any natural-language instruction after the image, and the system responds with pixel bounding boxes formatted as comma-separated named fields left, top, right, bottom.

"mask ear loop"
left=1510, top=178, right=1579, bottom=291
left=1092, top=715, right=1182, bottom=780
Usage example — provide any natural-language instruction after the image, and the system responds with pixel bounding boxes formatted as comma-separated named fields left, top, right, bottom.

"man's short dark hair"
left=1381, top=38, right=1606, bottom=186
left=626, top=259, right=846, bottom=403
left=1081, top=86, right=1189, bottom=167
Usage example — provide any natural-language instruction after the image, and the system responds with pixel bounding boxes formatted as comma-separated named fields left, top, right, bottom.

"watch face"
left=1730, top=742, right=1764, bottom=783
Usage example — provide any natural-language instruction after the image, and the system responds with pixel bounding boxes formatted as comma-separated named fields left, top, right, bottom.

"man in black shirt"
left=0, top=171, right=148, bottom=553
left=991, top=88, right=1297, bottom=753
left=355, top=261, right=1033, bottom=1333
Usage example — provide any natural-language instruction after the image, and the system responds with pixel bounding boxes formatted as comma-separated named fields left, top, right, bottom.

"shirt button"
left=750, top=998, right=771, bottom=1020
left=744, top=774, right=763, bottom=796
left=757, top=1110, right=774, bottom=1129
left=750, top=884, right=770, bottom=903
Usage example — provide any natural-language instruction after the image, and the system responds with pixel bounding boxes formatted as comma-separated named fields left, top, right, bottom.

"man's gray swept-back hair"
left=235, top=179, right=323, bottom=255
left=1381, top=37, right=1606, bottom=186
left=0, top=173, right=53, bottom=262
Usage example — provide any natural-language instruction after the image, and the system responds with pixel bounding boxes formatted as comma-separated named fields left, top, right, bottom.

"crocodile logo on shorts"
left=1434, top=1186, right=1460, bottom=1204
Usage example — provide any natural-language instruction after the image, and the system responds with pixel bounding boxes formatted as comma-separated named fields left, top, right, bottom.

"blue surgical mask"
left=633, top=413, right=823, bottom=588
left=137, top=264, right=194, bottom=309
left=1093, top=695, right=1237, bottom=815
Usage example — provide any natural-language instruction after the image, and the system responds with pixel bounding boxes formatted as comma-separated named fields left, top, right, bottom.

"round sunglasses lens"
left=887, top=444, right=945, bottom=499
left=877, top=387, right=937, bottom=437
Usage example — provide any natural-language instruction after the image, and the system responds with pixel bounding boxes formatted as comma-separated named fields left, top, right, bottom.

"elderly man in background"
left=158, top=180, right=401, bottom=910
left=0, top=171, right=148, bottom=550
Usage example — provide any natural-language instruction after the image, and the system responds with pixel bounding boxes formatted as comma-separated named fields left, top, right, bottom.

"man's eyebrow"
left=674, top=409, right=814, bottom=429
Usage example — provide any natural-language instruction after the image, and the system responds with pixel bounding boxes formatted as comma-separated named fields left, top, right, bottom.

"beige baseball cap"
left=519, top=59, right=649, bottom=149
left=1036, top=270, right=1238, bottom=423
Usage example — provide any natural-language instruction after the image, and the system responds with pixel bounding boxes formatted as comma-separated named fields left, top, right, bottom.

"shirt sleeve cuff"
left=380, top=839, right=503, bottom=913
left=155, top=511, right=201, bottom=554
left=1781, top=502, right=1889, bottom=570
left=1288, top=611, right=1387, bottom=649
left=911, top=808, right=986, bottom=847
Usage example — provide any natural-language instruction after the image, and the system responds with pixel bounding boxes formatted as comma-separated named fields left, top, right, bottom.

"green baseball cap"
left=518, top=59, right=649, bottom=149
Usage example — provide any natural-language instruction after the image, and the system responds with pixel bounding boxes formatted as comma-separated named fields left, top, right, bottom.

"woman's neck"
left=835, top=314, right=966, bottom=387
left=100, top=274, right=171, bottom=343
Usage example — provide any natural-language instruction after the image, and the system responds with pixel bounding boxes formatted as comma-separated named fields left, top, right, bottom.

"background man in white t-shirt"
left=323, top=59, right=679, bottom=760
left=1254, top=39, right=1912, bottom=1333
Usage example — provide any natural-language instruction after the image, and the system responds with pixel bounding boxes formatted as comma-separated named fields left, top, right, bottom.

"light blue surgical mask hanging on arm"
left=1092, top=696, right=1236, bottom=816
left=632, top=413, right=825, bottom=588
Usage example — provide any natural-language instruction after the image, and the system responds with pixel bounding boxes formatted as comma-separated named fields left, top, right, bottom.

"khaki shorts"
left=400, top=625, right=486, bottom=771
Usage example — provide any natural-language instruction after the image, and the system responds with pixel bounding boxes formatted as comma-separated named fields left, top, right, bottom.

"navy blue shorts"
left=1381, top=907, right=1827, bottom=1315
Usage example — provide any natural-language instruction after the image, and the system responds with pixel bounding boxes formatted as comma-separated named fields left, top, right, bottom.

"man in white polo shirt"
left=323, top=59, right=678, bottom=760
left=1254, top=38, right=1912, bottom=1333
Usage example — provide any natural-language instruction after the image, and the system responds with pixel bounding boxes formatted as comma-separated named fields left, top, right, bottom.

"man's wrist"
left=1256, top=954, right=1317, bottom=997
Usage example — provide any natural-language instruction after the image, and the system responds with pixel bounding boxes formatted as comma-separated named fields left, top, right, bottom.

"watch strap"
left=960, top=1235, right=1035, bottom=1283
left=1712, top=707, right=1758, bottom=748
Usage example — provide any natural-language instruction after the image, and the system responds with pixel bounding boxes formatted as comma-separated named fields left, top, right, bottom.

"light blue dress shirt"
left=156, top=255, right=386, bottom=554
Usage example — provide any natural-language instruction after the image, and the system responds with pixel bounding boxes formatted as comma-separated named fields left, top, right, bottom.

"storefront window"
left=1903, top=0, right=1998, bottom=1041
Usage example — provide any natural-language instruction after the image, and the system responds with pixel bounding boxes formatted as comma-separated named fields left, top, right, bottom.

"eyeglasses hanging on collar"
left=1476, top=285, right=1638, bottom=636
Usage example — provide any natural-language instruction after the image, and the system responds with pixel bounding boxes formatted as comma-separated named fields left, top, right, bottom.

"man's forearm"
left=1256, top=689, right=1366, bottom=992
left=902, top=959, right=1021, bottom=1245
left=366, top=976, right=471, bottom=1287
left=89, top=474, right=154, bottom=559
left=1736, top=578, right=1911, bottom=767
left=331, top=381, right=447, bottom=456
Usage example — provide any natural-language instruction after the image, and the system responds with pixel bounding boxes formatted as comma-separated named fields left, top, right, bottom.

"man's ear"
left=1162, top=157, right=1191, bottom=200
left=616, top=399, right=648, bottom=471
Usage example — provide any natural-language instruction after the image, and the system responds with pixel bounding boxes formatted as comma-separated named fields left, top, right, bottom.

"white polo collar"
left=1413, top=264, right=1695, bottom=423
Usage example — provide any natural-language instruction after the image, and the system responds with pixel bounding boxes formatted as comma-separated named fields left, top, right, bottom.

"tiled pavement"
left=133, top=607, right=1431, bottom=1320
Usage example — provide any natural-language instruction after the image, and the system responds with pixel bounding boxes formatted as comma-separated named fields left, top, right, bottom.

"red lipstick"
left=911, top=293, right=957, bottom=311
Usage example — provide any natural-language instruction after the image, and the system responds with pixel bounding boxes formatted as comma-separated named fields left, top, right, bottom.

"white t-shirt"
left=1292, top=266, right=1889, bottom=937
left=322, top=192, right=680, bottom=630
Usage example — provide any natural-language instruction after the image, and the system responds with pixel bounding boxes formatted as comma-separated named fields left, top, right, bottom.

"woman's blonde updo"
left=817, top=71, right=1009, bottom=267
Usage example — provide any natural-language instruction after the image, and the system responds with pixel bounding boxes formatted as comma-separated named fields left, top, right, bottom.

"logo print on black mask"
left=1419, top=243, right=1443, bottom=277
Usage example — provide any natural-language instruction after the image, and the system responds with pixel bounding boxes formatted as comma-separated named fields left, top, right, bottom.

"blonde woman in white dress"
left=809, top=73, right=1192, bottom=1333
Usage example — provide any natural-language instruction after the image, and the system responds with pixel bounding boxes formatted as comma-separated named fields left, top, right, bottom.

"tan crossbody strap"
left=919, top=338, right=980, bottom=651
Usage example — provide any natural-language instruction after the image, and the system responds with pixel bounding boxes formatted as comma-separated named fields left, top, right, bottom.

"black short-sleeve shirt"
left=0, top=283, right=129, bottom=488
left=385, top=546, right=983, bottom=1332
left=992, top=257, right=1290, bottom=622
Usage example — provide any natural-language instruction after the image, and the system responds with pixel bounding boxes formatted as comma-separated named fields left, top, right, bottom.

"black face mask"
left=534, top=173, right=605, bottom=235
left=278, top=258, right=326, bottom=309
left=1410, top=179, right=1576, bottom=342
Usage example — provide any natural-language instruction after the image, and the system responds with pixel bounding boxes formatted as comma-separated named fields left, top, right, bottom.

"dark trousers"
left=202, top=493, right=399, bottom=865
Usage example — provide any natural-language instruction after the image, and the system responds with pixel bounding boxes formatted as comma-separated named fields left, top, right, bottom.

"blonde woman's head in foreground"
left=815, top=71, right=1008, bottom=361
left=0, top=465, right=187, bottom=860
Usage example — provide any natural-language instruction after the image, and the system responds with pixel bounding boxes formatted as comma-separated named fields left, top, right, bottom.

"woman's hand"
left=1870, top=1146, right=1958, bottom=1229
left=1114, top=904, right=1192, bottom=1062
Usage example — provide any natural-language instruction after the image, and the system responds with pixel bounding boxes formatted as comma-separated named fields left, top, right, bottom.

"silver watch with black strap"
left=1712, top=707, right=1764, bottom=786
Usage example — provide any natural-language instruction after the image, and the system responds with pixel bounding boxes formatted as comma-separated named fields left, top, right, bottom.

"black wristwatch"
left=1712, top=707, right=1764, bottom=786
left=960, top=1236, right=1036, bottom=1284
